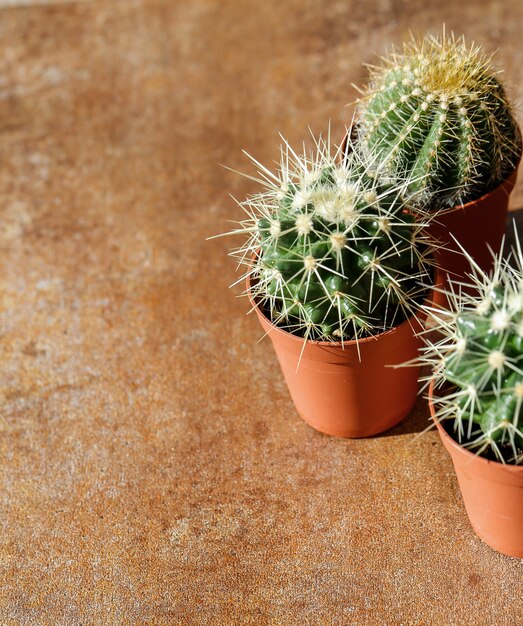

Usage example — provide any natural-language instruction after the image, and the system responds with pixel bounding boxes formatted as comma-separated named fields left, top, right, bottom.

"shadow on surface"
left=504, top=207, right=523, bottom=251
left=377, top=394, right=432, bottom=438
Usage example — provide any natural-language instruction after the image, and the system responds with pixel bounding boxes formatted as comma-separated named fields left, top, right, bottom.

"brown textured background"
left=1, top=0, right=523, bottom=624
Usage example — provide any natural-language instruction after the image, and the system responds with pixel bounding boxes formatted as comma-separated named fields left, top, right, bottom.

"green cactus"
left=223, top=131, right=433, bottom=343
left=356, top=31, right=521, bottom=209
left=422, top=231, right=523, bottom=464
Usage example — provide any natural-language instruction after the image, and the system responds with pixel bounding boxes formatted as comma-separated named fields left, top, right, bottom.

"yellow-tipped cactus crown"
left=356, top=31, right=521, bottom=209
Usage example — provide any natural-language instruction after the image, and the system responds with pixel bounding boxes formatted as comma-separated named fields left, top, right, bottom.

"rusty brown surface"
left=1, top=1, right=523, bottom=624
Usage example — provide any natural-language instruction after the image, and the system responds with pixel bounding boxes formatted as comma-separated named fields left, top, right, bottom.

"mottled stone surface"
left=1, top=1, right=523, bottom=624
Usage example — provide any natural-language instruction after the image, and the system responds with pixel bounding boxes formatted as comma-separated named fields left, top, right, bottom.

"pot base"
left=430, top=381, right=523, bottom=559
left=297, top=398, right=416, bottom=438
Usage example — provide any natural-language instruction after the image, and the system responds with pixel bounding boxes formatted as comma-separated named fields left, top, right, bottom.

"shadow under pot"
left=247, top=274, right=423, bottom=438
left=429, top=379, right=523, bottom=558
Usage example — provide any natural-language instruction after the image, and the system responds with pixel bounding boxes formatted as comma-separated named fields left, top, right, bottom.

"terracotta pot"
left=248, top=277, right=423, bottom=438
left=427, top=164, right=520, bottom=308
left=429, top=380, right=523, bottom=558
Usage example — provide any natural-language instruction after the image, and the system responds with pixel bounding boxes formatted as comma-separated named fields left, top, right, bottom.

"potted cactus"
left=354, top=31, right=521, bottom=303
left=221, top=130, right=435, bottom=437
left=421, top=234, right=523, bottom=557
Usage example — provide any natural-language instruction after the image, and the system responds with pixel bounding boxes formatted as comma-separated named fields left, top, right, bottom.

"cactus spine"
left=356, top=31, right=521, bottom=209
left=422, top=232, right=523, bottom=464
left=225, top=131, right=433, bottom=343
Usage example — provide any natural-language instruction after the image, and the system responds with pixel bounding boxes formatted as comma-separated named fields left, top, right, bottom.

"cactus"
left=223, top=130, right=433, bottom=343
left=422, top=231, right=523, bottom=464
left=355, top=31, right=521, bottom=209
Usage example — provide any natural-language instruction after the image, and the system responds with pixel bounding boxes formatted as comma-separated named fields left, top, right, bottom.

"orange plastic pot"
left=427, top=164, right=519, bottom=307
left=429, top=380, right=523, bottom=558
left=248, top=279, right=423, bottom=438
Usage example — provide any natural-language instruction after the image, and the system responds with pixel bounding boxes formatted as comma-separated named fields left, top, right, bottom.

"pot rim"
left=246, top=272, right=425, bottom=349
left=345, top=122, right=521, bottom=216
left=428, top=377, right=523, bottom=473
left=437, top=163, right=520, bottom=216
left=433, top=129, right=522, bottom=216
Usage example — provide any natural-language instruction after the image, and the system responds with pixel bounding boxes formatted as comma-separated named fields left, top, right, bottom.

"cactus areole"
left=356, top=32, right=521, bottom=210
left=224, top=131, right=434, bottom=344
left=423, top=233, right=523, bottom=464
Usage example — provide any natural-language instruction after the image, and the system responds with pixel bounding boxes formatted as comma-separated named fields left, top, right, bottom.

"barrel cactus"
left=423, top=233, right=523, bottom=464
left=355, top=31, right=521, bottom=210
left=224, top=131, right=434, bottom=343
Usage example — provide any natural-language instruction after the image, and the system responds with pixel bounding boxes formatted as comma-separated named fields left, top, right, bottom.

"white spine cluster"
left=419, top=229, right=523, bottom=464
left=217, top=127, right=435, bottom=344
